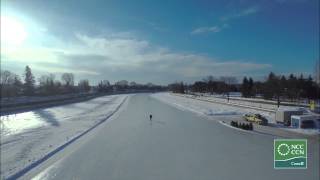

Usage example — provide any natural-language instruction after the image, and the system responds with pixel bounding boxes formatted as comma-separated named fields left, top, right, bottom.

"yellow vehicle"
left=243, top=114, right=268, bottom=125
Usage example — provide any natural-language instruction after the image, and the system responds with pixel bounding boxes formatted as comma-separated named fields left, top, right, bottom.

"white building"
left=291, top=115, right=320, bottom=129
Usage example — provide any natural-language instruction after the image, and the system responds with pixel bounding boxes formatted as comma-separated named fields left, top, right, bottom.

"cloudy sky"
left=1, top=0, right=319, bottom=85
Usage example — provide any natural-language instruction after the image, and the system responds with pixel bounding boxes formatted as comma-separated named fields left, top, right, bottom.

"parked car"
left=243, top=113, right=268, bottom=125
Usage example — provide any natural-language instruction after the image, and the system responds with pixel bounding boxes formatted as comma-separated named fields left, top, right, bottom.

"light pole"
left=227, top=91, right=230, bottom=102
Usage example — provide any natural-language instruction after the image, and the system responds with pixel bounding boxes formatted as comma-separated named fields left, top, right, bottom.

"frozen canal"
left=27, top=94, right=319, bottom=180
left=0, top=94, right=128, bottom=179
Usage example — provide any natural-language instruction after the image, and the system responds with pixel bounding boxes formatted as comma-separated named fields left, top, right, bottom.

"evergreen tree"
left=263, top=72, right=278, bottom=99
left=241, top=77, right=250, bottom=97
left=248, top=77, right=254, bottom=97
left=287, top=74, right=298, bottom=100
left=23, top=66, right=35, bottom=95
left=13, top=75, right=22, bottom=96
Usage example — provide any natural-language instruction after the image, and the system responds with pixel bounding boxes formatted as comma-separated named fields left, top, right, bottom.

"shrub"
left=230, top=121, right=253, bottom=131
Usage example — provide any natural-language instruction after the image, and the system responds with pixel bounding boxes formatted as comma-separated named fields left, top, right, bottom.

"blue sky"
left=1, top=0, right=319, bottom=84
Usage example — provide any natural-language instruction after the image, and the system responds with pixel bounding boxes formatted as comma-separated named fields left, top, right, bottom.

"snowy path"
left=0, top=94, right=128, bottom=179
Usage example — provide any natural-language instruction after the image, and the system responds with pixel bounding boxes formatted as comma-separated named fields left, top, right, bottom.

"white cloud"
left=191, top=5, right=259, bottom=35
left=147, top=22, right=169, bottom=32
left=1, top=31, right=272, bottom=84
left=191, top=26, right=222, bottom=34
left=221, top=6, right=260, bottom=21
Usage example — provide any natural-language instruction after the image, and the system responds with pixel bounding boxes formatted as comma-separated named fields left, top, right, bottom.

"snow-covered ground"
left=189, top=92, right=316, bottom=110
left=151, top=93, right=319, bottom=135
left=151, top=93, right=275, bottom=121
left=192, top=92, right=316, bottom=107
left=0, top=94, right=129, bottom=179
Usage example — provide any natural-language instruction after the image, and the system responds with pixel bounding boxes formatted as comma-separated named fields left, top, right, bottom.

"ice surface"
left=1, top=112, right=46, bottom=136
left=0, top=94, right=128, bottom=179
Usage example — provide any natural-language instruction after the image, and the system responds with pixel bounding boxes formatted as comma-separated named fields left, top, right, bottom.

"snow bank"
left=151, top=92, right=275, bottom=122
left=0, top=94, right=128, bottom=179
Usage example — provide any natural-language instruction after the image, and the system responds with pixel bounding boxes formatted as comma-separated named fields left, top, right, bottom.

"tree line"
left=1, top=66, right=166, bottom=98
left=97, top=79, right=166, bottom=93
left=1, top=66, right=91, bottom=97
left=241, top=72, right=319, bottom=101
left=169, top=72, right=320, bottom=101
left=169, top=76, right=238, bottom=95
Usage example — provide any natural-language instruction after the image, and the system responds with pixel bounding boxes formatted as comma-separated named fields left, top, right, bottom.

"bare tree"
left=1, top=70, right=16, bottom=85
left=38, top=75, right=48, bottom=87
left=115, top=80, right=128, bottom=87
left=146, top=82, right=154, bottom=87
left=38, top=74, right=56, bottom=95
left=219, top=76, right=238, bottom=85
left=61, top=73, right=74, bottom=87
left=78, top=79, right=90, bottom=92
left=98, top=80, right=111, bottom=93
left=203, top=75, right=216, bottom=83
left=129, top=81, right=137, bottom=86
left=1, top=70, right=22, bottom=97
left=38, top=74, right=55, bottom=86
left=101, top=80, right=110, bottom=86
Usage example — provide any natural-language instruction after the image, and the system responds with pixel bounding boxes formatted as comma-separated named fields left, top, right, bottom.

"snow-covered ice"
left=0, top=94, right=129, bottom=179
left=1, top=112, right=47, bottom=136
